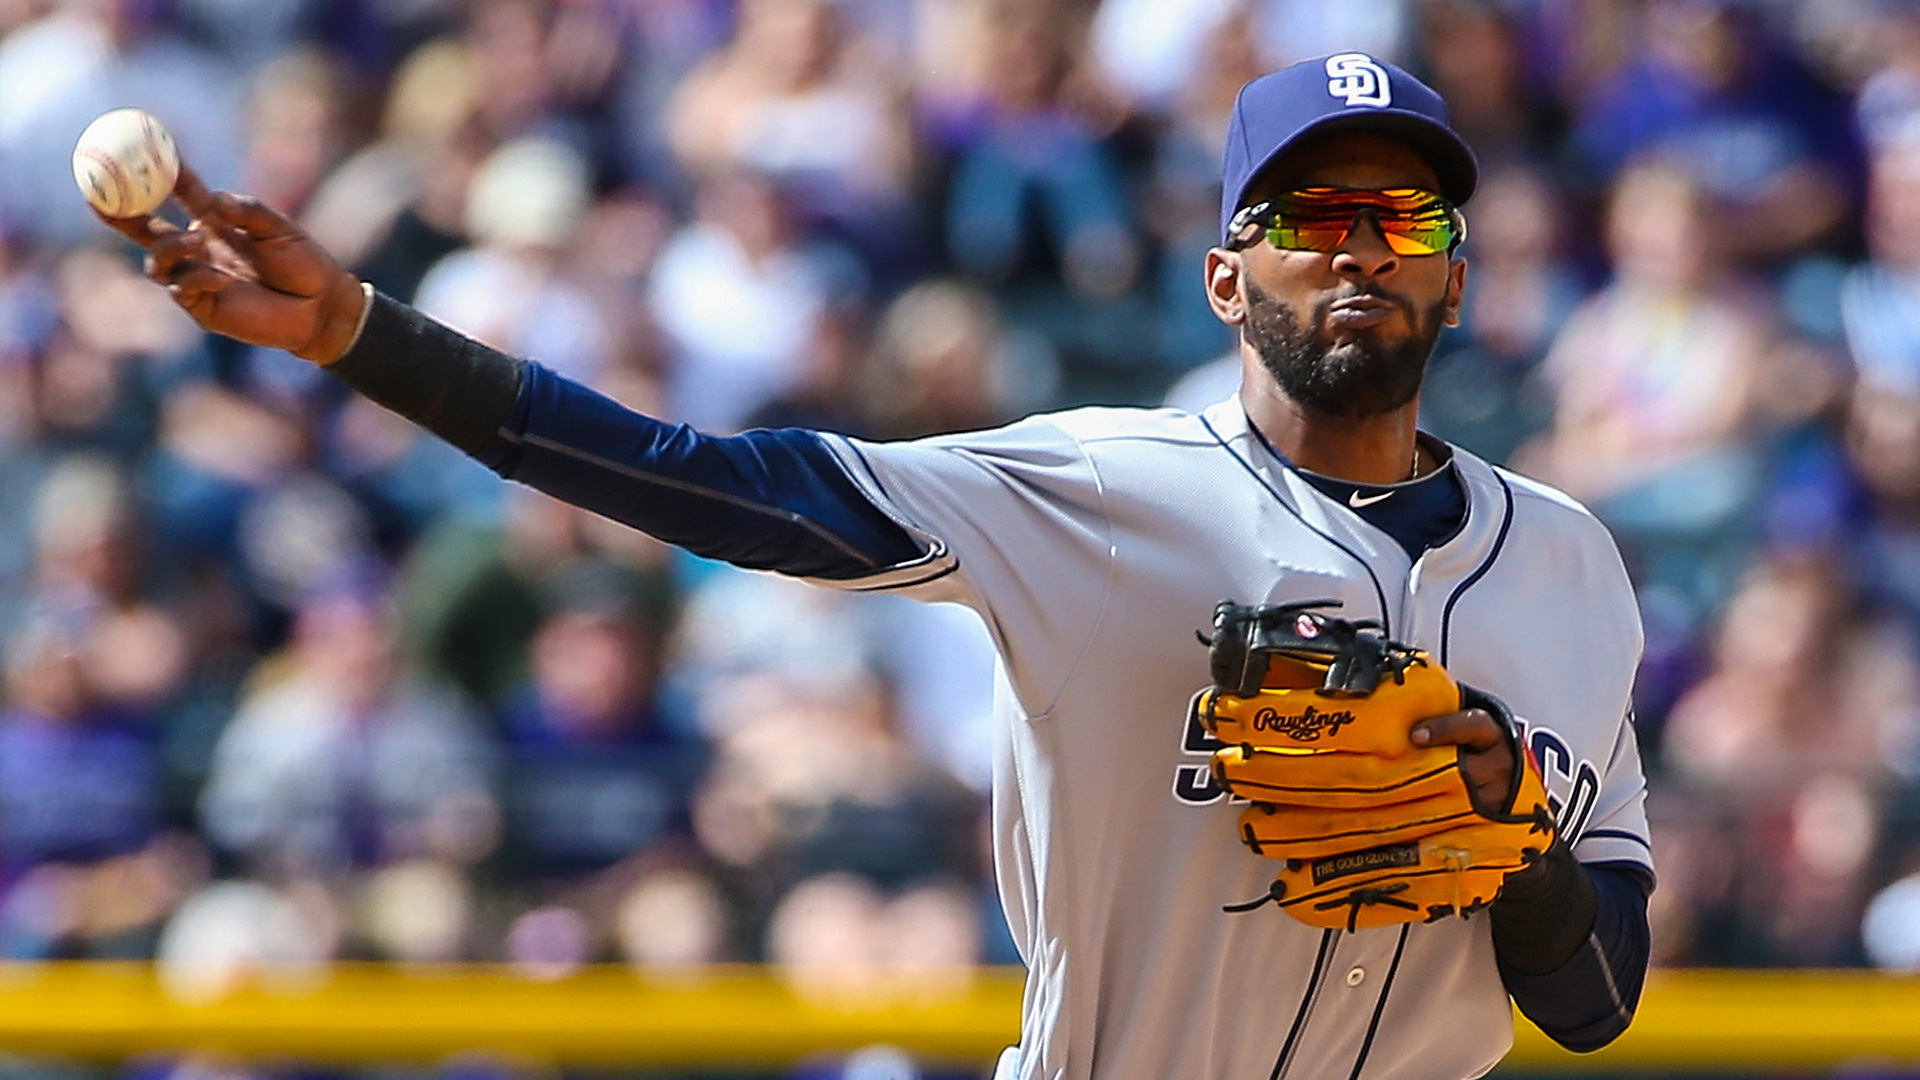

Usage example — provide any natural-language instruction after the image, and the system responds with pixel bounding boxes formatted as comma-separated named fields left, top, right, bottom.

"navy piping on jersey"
left=1346, top=924, right=1411, bottom=1080
left=1268, top=929, right=1340, bottom=1080
left=1582, top=828, right=1654, bottom=854
left=1200, top=414, right=1392, bottom=636
left=1437, top=469, right=1514, bottom=668
left=842, top=562, right=961, bottom=592
left=833, top=442, right=964, bottom=592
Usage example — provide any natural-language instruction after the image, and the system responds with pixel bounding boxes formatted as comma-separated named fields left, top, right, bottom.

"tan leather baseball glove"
left=1195, top=600, right=1556, bottom=932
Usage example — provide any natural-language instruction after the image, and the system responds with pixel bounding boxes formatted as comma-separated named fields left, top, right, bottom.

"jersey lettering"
left=1557, top=761, right=1601, bottom=845
left=1172, top=703, right=1239, bottom=805
left=1521, top=722, right=1603, bottom=846
left=1172, top=764, right=1227, bottom=805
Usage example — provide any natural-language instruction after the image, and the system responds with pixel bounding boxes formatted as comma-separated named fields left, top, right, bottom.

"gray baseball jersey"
left=814, top=397, right=1652, bottom=1080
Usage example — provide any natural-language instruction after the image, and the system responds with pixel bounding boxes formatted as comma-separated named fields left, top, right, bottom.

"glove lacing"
left=1221, top=879, right=1424, bottom=933
left=1315, top=883, right=1420, bottom=933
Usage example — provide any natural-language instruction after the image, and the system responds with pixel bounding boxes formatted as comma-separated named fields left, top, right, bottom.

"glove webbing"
left=1202, top=599, right=1426, bottom=697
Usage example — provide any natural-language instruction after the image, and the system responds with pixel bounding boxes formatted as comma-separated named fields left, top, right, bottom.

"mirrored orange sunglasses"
left=1229, top=188, right=1466, bottom=256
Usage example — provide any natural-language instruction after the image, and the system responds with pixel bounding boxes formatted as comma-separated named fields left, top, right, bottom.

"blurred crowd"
left=4, top=0, right=1920, bottom=1017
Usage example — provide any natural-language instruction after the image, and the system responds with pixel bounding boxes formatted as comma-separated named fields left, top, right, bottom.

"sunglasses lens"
left=1261, top=189, right=1458, bottom=255
left=1379, top=229, right=1449, bottom=256
left=1268, top=223, right=1352, bottom=251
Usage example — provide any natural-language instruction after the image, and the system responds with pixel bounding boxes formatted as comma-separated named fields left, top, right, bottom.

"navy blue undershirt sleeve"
left=328, top=292, right=923, bottom=579
left=480, top=364, right=925, bottom=578
left=1497, top=859, right=1651, bottom=1052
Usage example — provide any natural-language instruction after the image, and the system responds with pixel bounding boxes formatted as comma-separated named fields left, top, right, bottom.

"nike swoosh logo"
left=1348, top=490, right=1394, bottom=508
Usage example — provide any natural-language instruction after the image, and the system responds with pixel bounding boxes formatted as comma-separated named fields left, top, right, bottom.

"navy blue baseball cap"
left=1220, top=53, right=1479, bottom=244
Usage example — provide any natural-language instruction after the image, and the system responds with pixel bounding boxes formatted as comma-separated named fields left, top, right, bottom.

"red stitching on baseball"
left=78, top=145, right=131, bottom=216
left=139, top=113, right=174, bottom=192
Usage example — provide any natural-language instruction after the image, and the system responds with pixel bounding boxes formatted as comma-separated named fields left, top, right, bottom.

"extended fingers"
left=214, top=192, right=302, bottom=240
left=143, top=227, right=210, bottom=283
left=171, top=164, right=217, bottom=220
left=163, top=261, right=230, bottom=300
left=94, top=208, right=179, bottom=248
left=176, top=165, right=298, bottom=256
left=195, top=189, right=338, bottom=298
left=188, top=181, right=299, bottom=246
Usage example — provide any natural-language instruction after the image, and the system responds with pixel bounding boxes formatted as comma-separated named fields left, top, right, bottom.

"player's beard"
left=1244, top=279, right=1447, bottom=419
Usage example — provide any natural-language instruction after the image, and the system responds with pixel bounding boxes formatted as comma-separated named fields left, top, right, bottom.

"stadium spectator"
left=0, top=0, right=244, bottom=248
left=861, top=279, right=1009, bottom=440
left=1570, top=0, right=1854, bottom=265
left=647, top=168, right=860, bottom=431
left=0, top=616, right=177, bottom=958
left=665, top=0, right=913, bottom=263
left=1521, top=156, right=1774, bottom=628
left=415, top=136, right=611, bottom=385
left=495, top=565, right=699, bottom=883
left=305, top=37, right=483, bottom=304
left=1410, top=0, right=1564, bottom=168
left=197, top=576, right=498, bottom=880
left=939, top=2, right=1137, bottom=302
left=1138, top=5, right=1258, bottom=372
left=1659, top=552, right=1920, bottom=964
left=688, top=659, right=980, bottom=940
left=0, top=456, right=206, bottom=964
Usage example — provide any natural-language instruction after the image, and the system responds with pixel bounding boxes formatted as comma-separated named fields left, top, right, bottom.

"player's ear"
left=1206, top=248, right=1245, bottom=326
left=1442, top=256, right=1467, bottom=328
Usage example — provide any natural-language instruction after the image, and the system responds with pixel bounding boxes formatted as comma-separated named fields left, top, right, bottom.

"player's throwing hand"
left=94, top=164, right=367, bottom=365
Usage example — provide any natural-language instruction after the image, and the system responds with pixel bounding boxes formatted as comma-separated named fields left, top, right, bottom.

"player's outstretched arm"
left=97, top=167, right=926, bottom=582
left=98, top=165, right=369, bottom=365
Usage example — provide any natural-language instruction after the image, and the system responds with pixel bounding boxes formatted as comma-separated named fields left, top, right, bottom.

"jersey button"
left=1345, top=966, right=1366, bottom=987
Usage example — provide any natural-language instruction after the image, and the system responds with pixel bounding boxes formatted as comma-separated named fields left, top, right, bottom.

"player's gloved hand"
left=94, top=163, right=367, bottom=365
left=1195, top=600, right=1556, bottom=931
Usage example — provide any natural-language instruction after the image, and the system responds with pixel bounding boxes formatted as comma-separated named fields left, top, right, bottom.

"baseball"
left=71, top=108, right=180, bottom=218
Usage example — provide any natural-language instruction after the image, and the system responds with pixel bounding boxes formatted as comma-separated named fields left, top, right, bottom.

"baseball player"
left=109, top=53, right=1650, bottom=1080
